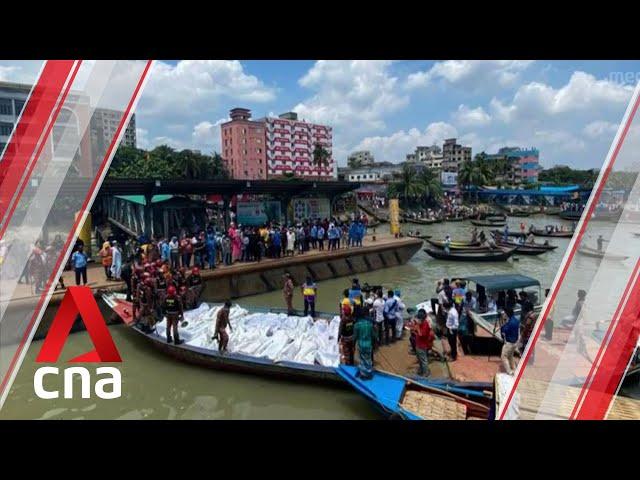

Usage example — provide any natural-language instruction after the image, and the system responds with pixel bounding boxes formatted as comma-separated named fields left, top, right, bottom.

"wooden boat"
left=577, top=246, right=629, bottom=261
left=101, top=293, right=344, bottom=385
left=336, top=365, right=492, bottom=420
left=530, top=228, right=574, bottom=238
left=428, top=239, right=547, bottom=256
left=424, top=246, right=516, bottom=262
left=425, top=239, right=481, bottom=249
left=592, top=209, right=622, bottom=221
left=559, top=210, right=583, bottom=221
left=507, top=210, right=531, bottom=217
left=403, top=217, right=439, bottom=225
left=407, top=233, right=432, bottom=240
left=444, top=216, right=468, bottom=222
left=471, top=219, right=506, bottom=227
left=491, top=233, right=558, bottom=251
left=490, top=229, right=527, bottom=239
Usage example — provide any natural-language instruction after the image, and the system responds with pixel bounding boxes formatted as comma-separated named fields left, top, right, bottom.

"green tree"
left=312, top=143, right=330, bottom=167
left=416, top=167, right=442, bottom=203
left=458, top=159, right=490, bottom=203
left=388, top=164, right=424, bottom=206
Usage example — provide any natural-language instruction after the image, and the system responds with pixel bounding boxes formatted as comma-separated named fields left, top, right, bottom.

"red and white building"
left=221, top=108, right=335, bottom=181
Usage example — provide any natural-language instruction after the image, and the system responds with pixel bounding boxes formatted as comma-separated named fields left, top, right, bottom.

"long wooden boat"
left=425, top=239, right=481, bottom=249
left=428, top=240, right=547, bottom=256
left=403, top=217, right=439, bottom=225
left=592, top=209, right=622, bottom=221
left=424, top=246, right=516, bottom=262
left=470, top=219, right=506, bottom=227
left=443, top=216, right=468, bottom=222
left=577, top=246, right=629, bottom=261
left=491, top=233, right=558, bottom=251
left=336, top=365, right=492, bottom=420
left=407, top=233, right=432, bottom=240
left=102, top=293, right=344, bottom=385
left=530, top=228, right=574, bottom=238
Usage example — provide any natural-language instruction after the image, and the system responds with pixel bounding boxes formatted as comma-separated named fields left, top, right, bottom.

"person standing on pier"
left=445, top=301, right=459, bottom=361
left=286, top=228, right=296, bottom=257
left=71, top=244, right=88, bottom=286
left=412, top=309, right=434, bottom=377
left=317, top=224, right=325, bottom=251
left=110, top=241, right=122, bottom=281
left=302, top=276, right=317, bottom=318
left=500, top=306, right=520, bottom=375
left=353, top=305, right=374, bottom=379
left=206, top=229, right=217, bottom=269
left=99, top=241, right=113, bottom=280
left=283, top=273, right=294, bottom=314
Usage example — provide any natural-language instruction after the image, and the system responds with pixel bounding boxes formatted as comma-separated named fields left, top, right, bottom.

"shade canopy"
left=464, top=274, right=540, bottom=292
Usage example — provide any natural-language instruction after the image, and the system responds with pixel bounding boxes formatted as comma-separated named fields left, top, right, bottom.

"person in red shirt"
left=411, top=308, right=435, bottom=377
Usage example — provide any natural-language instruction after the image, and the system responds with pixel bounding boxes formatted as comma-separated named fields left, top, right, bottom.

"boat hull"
left=424, top=247, right=516, bottom=262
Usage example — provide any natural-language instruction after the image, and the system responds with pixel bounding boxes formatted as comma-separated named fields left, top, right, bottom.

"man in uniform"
left=187, top=266, right=203, bottom=309
left=214, top=300, right=233, bottom=353
left=162, top=285, right=184, bottom=344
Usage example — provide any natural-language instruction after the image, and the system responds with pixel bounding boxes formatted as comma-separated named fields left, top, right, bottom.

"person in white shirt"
left=394, top=290, right=406, bottom=340
left=445, top=301, right=459, bottom=361
left=372, top=289, right=386, bottom=347
left=286, top=229, right=296, bottom=257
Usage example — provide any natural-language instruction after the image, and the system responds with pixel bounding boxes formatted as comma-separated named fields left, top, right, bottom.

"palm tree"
left=176, top=150, right=205, bottom=179
left=312, top=143, right=330, bottom=167
left=388, top=164, right=424, bottom=207
left=458, top=160, right=489, bottom=204
left=416, top=167, right=443, bottom=204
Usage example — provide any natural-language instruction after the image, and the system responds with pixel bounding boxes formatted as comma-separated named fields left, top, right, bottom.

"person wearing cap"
left=301, top=276, right=317, bottom=318
left=187, top=266, right=203, bottom=309
left=411, top=309, right=434, bottom=377
left=110, top=240, right=122, bottom=281
left=99, top=241, right=113, bottom=280
left=162, top=285, right=184, bottom=344
left=283, top=273, right=294, bottom=314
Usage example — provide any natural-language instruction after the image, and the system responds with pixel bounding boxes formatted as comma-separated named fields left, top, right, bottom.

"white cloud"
left=406, top=60, right=534, bottom=90
left=452, top=104, right=491, bottom=127
left=0, top=60, right=43, bottom=83
left=583, top=120, right=619, bottom=139
left=138, top=60, right=276, bottom=117
left=533, top=130, right=587, bottom=153
left=493, top=71, right=634, bottom=121
left=352, top=122, right=458, bottom=163
left=293, top=60, right=409, bottom=132
left=135, top=128, right=150, bottom=149
left=191, top=118, right=229, bottom=152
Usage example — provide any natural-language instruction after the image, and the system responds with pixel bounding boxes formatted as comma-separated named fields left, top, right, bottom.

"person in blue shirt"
left=205, top=229, right=216, bottom=269
left=161, top=238, right=171, bottom=263
left=310, top=224, right=318, bottom=249
left=273, top=230, right=282, bottom=258
left=356, top=221, right=365, bottom=246
left=500, top=306, right=520, bottom=374
left=348, top=222, right=356, bottom=247
left=71, top=244, right=88, bottom=285
left=315, top=224, right=324, bottom=251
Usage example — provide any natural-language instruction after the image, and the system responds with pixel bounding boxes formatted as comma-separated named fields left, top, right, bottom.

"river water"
left=1, top=215, right=590, bottom=419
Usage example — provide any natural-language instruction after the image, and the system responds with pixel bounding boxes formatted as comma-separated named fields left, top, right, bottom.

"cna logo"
left=34, top=287, right=123, bottom=400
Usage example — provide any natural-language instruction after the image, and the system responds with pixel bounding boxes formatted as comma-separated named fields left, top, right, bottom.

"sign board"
left=441, top=171, right=458, bottom=186
left=292, top=197, right=330, bottom=222
left=236, top=200, right=282, bottom=226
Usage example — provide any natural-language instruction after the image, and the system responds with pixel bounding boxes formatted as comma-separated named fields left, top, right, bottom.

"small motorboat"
left=577, top=246, right=629, bottom=261
left=336, top=365, right=492, bottom=420
left=424, top=246, right=517, bottom=262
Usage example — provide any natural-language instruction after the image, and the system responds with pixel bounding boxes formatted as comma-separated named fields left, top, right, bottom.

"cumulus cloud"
left=0, top=60, right=43, bottom=83
left=351, top=122, right=458, bottom=163
left=583, top=120, right=619, bottom=139
left=293, top=60, right=409, bottom=132
left=452, top=104, right=492, bottom=127
left=406, top=60, right=534, bottom=90
left=492, top=72, right=634, bottom=122
left=137, top=60, right=276, bottom=117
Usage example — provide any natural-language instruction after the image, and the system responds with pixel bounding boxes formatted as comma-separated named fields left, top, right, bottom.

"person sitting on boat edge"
left=353, top=305, right=375, bottom=380
left=163, top=285, right=184, bottom=345
left=214, top=300, right=233, bottom=353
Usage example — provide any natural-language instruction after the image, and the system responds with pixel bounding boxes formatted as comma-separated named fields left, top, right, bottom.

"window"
left=0, top=99, right=12, bottom=115
left=0, top=122, right=13, bottom=136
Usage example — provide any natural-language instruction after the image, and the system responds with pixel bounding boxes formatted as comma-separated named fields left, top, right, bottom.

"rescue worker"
left=187, top=266, right=203, bottom=309
left=338, top=296, right=356, bottom=365
left=155, top=266, right=168, bottom=319
left=163, top=285, right=184, bottom=344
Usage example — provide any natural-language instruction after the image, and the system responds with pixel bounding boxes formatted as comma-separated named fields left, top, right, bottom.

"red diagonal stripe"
left=499, top=88, right=640, bottom=419
left=0, top=60, right=80, bottom=239
left=0, top=60, right=153, bottom=401
left=574, top=260, right=640, bottom=419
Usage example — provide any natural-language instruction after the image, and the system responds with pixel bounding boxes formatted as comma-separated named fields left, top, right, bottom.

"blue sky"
left=3, top=60, right=640, bottom=168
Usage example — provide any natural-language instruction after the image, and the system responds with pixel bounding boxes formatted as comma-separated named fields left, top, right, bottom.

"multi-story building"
left=442, top=138, right=472, bottom=173
left=220, top=108, right=334, bottom=181
left=485, top=147, right=540, bottom=184
left=1, top=81, right=136, bottom=176
left=406, top=145, right=444, bottom=171
left=347, top=150, right=375, bottom=167
left=91, top=108, right=137, bottom=148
